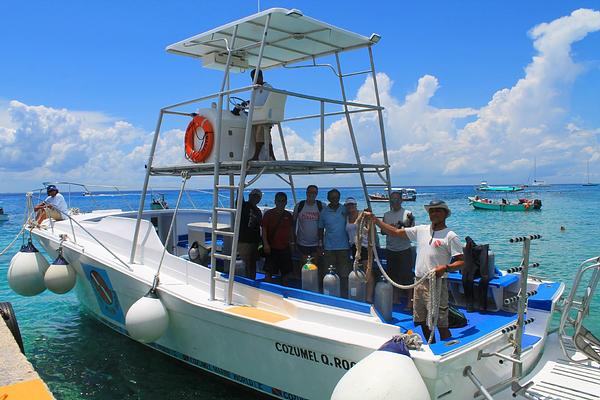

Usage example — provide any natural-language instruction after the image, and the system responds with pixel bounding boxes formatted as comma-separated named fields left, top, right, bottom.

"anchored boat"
left=6, top=8, right=600, bottom=400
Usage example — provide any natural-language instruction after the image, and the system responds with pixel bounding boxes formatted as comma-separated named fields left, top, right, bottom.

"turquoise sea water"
left=1, top=185, right=599, bottom=399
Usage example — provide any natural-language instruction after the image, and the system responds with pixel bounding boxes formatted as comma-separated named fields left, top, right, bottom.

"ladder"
left=558, top=255, right=600, bottom=362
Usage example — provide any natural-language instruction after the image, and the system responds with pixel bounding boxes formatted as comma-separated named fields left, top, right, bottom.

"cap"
left=424, top=199, right=451, bottom=217
left=344, top=197, right=358, bottom=205
left=46, top=185, right=58, bottom=193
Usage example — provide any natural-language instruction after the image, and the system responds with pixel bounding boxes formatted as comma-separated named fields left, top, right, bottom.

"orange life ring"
left=184, top=115, right=214, bottom=163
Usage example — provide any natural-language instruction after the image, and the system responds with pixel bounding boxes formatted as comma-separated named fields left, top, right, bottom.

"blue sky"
left=1, top=1, right=599, bottom=191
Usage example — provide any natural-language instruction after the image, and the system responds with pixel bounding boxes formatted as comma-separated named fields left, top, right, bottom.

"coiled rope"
left=353, top=211, right=441, bottom=344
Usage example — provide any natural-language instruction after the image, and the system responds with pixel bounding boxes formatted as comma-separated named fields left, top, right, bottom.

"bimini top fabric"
left=166, top=8, right=379, bottom=71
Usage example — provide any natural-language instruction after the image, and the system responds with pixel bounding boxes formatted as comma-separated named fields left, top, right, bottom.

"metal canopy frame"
left=130, top=8, right=392, bottom=306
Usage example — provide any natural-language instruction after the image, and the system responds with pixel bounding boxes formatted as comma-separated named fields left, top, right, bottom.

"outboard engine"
left=533, top=199, right=542, bottom=209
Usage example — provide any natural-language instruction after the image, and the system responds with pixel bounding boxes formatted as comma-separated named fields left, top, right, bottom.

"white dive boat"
left=7, top=9, right=600, bottom=400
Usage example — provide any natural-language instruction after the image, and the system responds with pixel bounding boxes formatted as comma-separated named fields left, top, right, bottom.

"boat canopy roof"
left=166, top=8, right=380, bottom=71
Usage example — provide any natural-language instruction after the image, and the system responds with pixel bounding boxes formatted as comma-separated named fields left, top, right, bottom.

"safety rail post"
left=367, top=45, right=392, bottom=199
left=320, top=100, right=325, bottom=163
left=209, top=25, right=239, bottom=301
left=335, top=52, right=371, bottom=209
left=130, top=110, right=165, bottom=264
left=509, top=234, right=541, bottom=378
left=275, top=123, right=297, bottom=205
left=225, top=13, right=272, bottom=305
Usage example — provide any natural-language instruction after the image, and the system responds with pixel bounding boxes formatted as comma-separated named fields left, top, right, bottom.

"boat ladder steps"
left=523, top=359, right=600, bottom=400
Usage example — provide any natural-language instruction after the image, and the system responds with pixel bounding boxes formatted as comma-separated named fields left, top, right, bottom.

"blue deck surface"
left=446, top=271, right=519, bottom=288
left=528, top=282, right=562, bottom=311
left=228, top=273, right=540, bottom=356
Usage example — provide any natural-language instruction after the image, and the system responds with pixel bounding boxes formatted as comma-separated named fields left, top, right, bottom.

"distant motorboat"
left=82, top=191, right=92, bottom=196
left=0, top=207, right=8, bottom=222
left=150, top=193, right=169, bottom=210
left=476, top=182, right=524, bottom=192
left=368, top=187, right=417, bottom=202
left=469, top=196, right=542, bottom=211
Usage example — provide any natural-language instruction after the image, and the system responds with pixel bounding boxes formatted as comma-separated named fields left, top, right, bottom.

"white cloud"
left=1, top=9, right=599, bottom=191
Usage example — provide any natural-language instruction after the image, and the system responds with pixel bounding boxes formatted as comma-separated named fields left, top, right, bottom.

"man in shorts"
left=292, top=185, right=322, bottom=269
left=318, top=189, right=350, bottom=297
left=34, top=185, right=68, bottom=223
left=369, top=200, right=463, bottom=342
left=238, top=189, right=263, bottom=280
left=261, top=192, right=294, bottom=285
left=382, top=191, right=415, bottom=308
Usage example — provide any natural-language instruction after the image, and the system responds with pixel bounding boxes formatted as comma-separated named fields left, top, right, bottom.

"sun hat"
left=46, top=184, right=58, bottom=194
left=344, top=197, right=358, bottom=205
left=424, top=199, right=451, bottom=217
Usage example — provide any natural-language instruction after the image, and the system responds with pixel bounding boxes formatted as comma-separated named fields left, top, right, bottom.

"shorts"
left=386, top=248, right=414, bottom=285
left=264, top=248, right=293, bottom=276
left=297, top=244, right=318, bottom=256
left=47, top=208, right=65, bottom=221
left=323, top=249, right=350, bottom=278
left=252, top=124, right=272, bottom=143
left=413, top=277, right=449, bottom=328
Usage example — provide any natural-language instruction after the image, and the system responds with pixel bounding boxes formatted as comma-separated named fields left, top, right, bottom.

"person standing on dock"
left=368, top=200, right=463, bottom=342
left=262, top=192, right=294, bottom=286
left=238, top=189, right=263, bottom=280
left=318, top=189, right=350, bottom=297
left=34, top=185, right=68, bottom=223
left=382, top=191, right=415, bottom=309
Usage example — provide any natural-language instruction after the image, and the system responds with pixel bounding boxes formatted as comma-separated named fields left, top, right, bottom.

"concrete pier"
left=0, top=316, right=54, bottom=399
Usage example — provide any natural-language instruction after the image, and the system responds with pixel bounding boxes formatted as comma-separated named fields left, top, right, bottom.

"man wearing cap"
left=238, top=189, right=263, bottom=280
left=34, top=185, right=68, bottom=223
left=368, top=199, right=463, bottom=341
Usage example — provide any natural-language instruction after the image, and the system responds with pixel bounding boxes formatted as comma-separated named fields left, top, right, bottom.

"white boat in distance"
left=8, top=8, right=600, bottom=400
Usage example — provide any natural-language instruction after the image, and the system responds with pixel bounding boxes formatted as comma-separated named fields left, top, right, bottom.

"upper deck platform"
left=166, top=8, right=380, bottom=71
left=150, top=160, right=388, bottom=177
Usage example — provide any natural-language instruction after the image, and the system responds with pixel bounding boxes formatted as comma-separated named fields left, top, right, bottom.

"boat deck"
left=232, top=273, right=543, bottom=356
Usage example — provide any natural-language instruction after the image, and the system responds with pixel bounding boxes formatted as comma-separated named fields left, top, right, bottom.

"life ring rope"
left=184, top=115, right=214, bottom=163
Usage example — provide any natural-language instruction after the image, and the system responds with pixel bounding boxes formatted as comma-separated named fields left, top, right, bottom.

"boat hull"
left=469, top=198, right=541, bottom=211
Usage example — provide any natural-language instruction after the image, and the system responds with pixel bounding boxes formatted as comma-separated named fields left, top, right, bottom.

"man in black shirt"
left=238, top=189, right=263, bottom=279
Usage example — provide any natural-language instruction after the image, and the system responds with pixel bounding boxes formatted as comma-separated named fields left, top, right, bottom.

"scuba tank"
left=348, top=265, right=367, bottom=302
left=374, top=275, right=393, bottom=322
left=323, top=265, right=340, bottom=297
left=301, top=256, right=319, bottom=292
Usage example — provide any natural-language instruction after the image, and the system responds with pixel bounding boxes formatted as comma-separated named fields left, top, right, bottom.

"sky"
left=1, top=1, right=599, bottom=192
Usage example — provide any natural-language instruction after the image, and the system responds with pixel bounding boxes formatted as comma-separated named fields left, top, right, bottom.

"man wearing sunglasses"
left=367, top=199, right=463, bottom=342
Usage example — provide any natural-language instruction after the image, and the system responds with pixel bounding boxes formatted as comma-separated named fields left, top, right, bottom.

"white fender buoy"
left=44, top=251, right=76, bottom=294
left=7, top=239, right=49, bottom=296
left=125, top=289, right=169, bottom=343
left=331, top=337, right=431, bottom=400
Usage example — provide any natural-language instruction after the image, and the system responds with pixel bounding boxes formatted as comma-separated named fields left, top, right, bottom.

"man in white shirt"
left=370, top=199, right=463, bottom=342
left=34, top=185, right=68, bottom=223
left=382, top=191, right=415, bottom=307
left=292, top=185, right=323, bottom=267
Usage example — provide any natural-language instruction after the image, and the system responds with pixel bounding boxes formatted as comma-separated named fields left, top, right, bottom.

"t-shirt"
left=318, top=205, right=349, bottom=250
left=346, top=219, right=369, bottom=247
left=262, top=209, right=293, bottom=250
left=254, top=82, right=272, bottom=107
left=45, top=193, right=68, bottom=216
left=404, top=224, right=463, bottom=278
left=239, top=201, right=262, bottom=244
left=294, top=202, right=320, bottom=247
left=383, top=208, right=413, bottom=251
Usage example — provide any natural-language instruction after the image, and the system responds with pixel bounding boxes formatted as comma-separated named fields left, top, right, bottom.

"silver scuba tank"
left=323, top=265, right=340, bottom=297
left=348, top=265, right=367, bottom=302
left=301, top=256, right=319, bottom=292
left=374, top=275, right=393, bottom=322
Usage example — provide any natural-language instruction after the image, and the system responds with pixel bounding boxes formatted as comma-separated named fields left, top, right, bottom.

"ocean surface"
left=1, top=184, right=599, bottom=399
